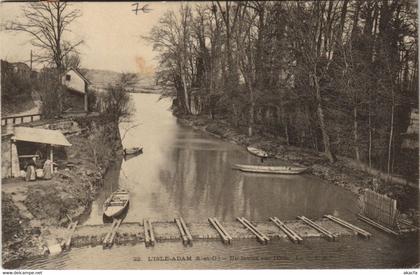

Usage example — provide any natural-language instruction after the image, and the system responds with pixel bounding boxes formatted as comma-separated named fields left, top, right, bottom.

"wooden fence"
left=360, top=189, right=398, bottom=228
left=1, top=113, right=42, bottom=126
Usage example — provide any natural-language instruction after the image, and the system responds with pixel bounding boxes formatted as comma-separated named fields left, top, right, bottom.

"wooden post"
left=50, top=146, right=54, bottom=174
left=10, top=139, right=13, bottom=178
left=84, top=93, right=88, bottom=112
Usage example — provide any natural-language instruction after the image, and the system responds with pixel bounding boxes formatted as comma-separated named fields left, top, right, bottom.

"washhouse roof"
left=12, top=127, right=72, bottom=147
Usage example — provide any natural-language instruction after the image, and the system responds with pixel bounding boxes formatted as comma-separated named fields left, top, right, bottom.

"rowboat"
left=123, top=146, right=143, bottom=156
left=247, top=146, right=270, bottom=158
left=103, top=190, right=130, bottom=218
left=232, top=164, right=308, bottom=175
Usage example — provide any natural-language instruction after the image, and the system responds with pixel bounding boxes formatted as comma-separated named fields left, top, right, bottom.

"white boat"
left=232, top=164, right=308, bottom=175
left=247, top=146, right=270, bottom=158
left=103, top=190, right=130, bottom=218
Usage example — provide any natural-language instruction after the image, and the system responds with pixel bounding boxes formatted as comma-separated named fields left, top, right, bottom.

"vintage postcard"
left=0, top=0, right=418, bottom=273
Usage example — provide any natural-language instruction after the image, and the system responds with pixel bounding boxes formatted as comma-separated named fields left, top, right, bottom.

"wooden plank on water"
left=179, top=217, right=193, bottom=245
left=107, top=219, right=122, bottom=247
left=103, top=219, right=117, bottom=247
left=236, top=217, right=269, bottom=244
left=357, top=214, right=400, bottom=236
left=62, top=221, right=78, bottom=250
left=143, top=219, right=151, bottom=247
left=148, top=220, right=156, bottom=246
left=270, top=217, right=303, bottom=243
left=209, top=218, right=229, bottom=244
left=297, top=216, right=336, bottom=241
left=271, top=217, right=302, bottom=243
left=242, top=218, right=270, bottom=243
left=213, top=218, right=232, bottom=243
left=174, top=218, right=188, bottom=244
left=324, top=215, right=371, bottom=239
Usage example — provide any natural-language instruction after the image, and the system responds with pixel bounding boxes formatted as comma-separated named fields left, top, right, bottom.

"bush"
left=1, top=193, right=24, bottom=242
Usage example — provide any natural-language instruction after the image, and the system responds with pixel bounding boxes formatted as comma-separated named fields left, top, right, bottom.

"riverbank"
left=1, top=115, right=123, bottom=268
left=177, top=115, right=419, bottom=217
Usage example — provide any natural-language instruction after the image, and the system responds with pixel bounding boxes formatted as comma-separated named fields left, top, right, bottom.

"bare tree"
left=5, top=2, right=83, bottom=71
left=63, top=52, right=81, bottom=71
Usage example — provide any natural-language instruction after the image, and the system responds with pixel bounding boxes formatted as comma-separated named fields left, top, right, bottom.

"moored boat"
left=232, top=164, right=308, bottom=175
left=123, top=146, right=143, bottom=155
left=247, top=146, right=270, bottom=158
left=103, top=190, right=130, bottom=218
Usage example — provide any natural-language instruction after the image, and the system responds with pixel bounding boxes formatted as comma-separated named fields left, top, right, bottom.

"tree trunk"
left=181, top=73, right=190, bottom=114
left=313, top=74, right=336, bottom=163
left=368, top=103, right=372, bottom=168
left=387, top=97, right=395, bottom=179
left=353, top=106, right=360, bottom=161
left=248, top=101, right=254, bottom=137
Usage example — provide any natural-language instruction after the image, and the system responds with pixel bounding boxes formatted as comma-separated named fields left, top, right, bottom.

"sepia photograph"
left=0, top=0, right=419, bottom=272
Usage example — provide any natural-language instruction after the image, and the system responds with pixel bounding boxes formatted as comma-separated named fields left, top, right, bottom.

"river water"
left=21, top=93, right=418, bottom=269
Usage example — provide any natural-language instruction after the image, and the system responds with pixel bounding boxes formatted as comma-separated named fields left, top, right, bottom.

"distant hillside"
left=82, top=68, right=159, bottom=93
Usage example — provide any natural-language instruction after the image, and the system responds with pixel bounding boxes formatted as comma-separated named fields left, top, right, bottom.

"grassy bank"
left=1, top=115, right=122, bottom=268
left=177, top=115, right=419, bottom=217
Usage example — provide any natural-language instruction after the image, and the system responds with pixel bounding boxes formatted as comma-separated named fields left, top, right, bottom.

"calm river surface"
left=22, top=93, right=418, bottom=269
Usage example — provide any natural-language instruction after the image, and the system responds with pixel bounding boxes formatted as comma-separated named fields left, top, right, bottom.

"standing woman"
left=25, top=156, right=37, bottom=181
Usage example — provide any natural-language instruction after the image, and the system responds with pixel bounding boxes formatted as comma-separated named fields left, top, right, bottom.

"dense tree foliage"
left=101, top=73, right=137, bottom=123
left=146, top=1, right=418, bottom=177
left=0, top=61, right=33, bottom=114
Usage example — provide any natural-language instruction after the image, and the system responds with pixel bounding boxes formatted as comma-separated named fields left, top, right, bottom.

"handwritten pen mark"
left=132, top=3, right=152, bottom=15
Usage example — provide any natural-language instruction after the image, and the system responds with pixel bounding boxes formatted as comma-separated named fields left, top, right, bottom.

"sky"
left=0, top=1, right=194, bottom=74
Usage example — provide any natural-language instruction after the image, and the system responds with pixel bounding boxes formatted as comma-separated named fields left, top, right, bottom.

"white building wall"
left=62, top=70, right=86, bottom=94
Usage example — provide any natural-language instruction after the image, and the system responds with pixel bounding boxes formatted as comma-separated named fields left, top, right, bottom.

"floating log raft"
left=174, top=217, right=193, bottom=246
left=103, top=219, right=122, bottom=248
left=324, top=215, right=371, bottom=239
left=61, top=221, right=78, bottom=250
left=357, top=214, right=400, bottom=236
left=270, top=217, right=303, bottom=243
left=51, top=216, right=369, bottom=250
left=297, top=216, right=337, bottom=241
left=179, top=217, right=193, bottom=245
left=144, top=219, right=156, bottom=247
left=175, top=218, right=188, bottom=244
left=237, top=217, right=269, bottom=244
left=209, top=218, right=232, bottom=244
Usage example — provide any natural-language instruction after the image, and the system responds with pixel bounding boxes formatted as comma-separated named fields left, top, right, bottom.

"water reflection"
left=84, top=157, right=123, bottom=225
left=19, top=93, right=419, bottom=269
left=83, top=93, right=357, bottom=224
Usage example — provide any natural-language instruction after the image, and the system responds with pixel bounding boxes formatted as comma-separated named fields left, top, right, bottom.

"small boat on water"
left=103, top=190, right=130, bottom=218
left=232, top=164, right=308, bottom=175
left=123, top=146, right=143, bottom=156
left=247, top=146, right=270, bottom=158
